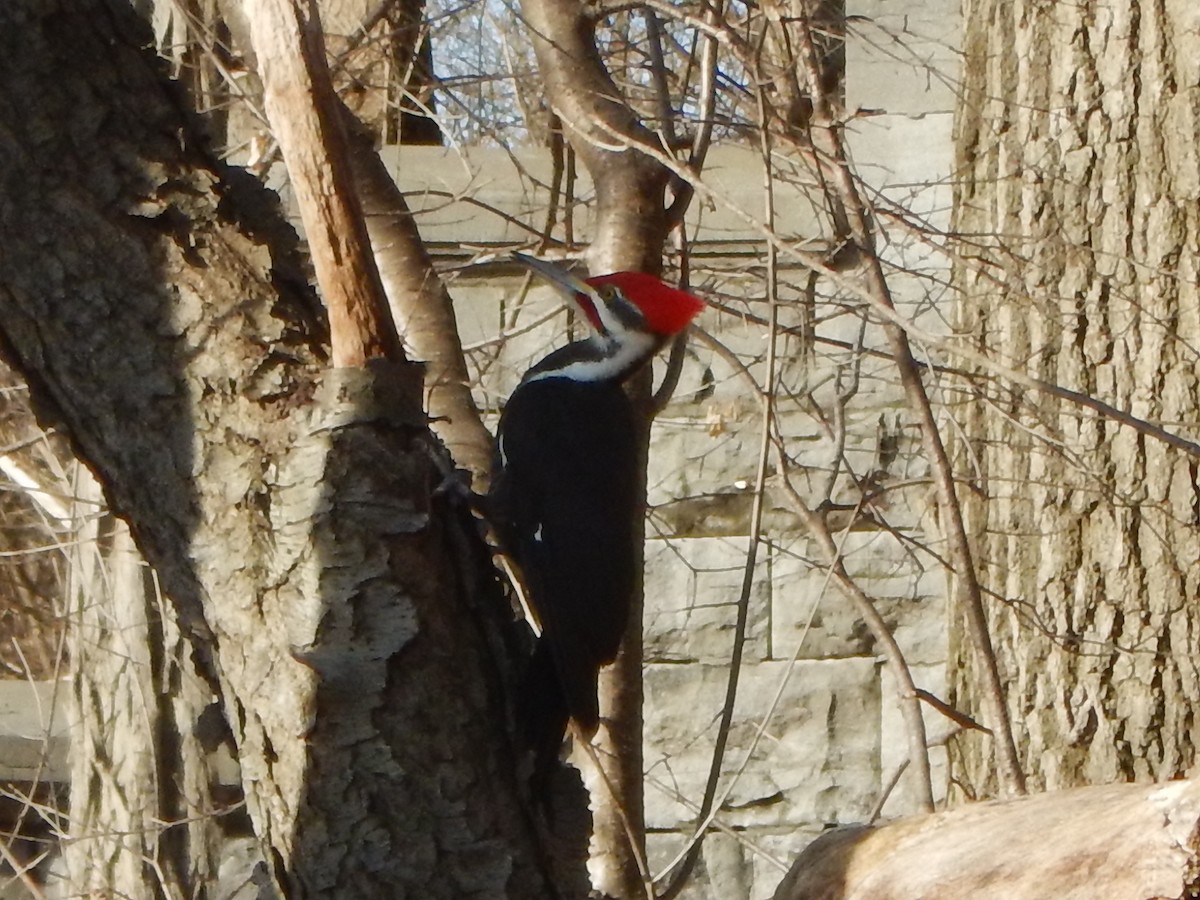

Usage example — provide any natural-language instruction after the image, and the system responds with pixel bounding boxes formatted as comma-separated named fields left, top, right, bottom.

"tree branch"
left=788, top=6, right=1025, bottom=797
left=246, top=0, right=402, bottom=367
left=339, top=103, right=495, bottom=484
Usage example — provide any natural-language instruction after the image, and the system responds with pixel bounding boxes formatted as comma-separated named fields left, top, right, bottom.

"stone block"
left=646, top=415, right=762, bottom=511
left=680, top=147, right=825, bottom=242
left=0, top=679, right=69, bottom=781
left=846, top=1, right=961, bottom=116
left=847, top=114, right=955, bottom=210
left=385, top=146, right=592, bottom=245
left=644, top=657, right=881, bottom=830
left=769, top=532, right=948, bottom=665
left=647, top=827, right=821, bottom=900
left=647, top=401, right=930, bottom=541
left=644, top=537, right=770, bottom=664
left=648, top=396, right=911, bottom=497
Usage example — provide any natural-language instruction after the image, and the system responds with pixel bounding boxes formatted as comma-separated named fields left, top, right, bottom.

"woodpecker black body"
left=490, top=354, right=640, bottom=740
left=489, top=255, right=704, bottom=771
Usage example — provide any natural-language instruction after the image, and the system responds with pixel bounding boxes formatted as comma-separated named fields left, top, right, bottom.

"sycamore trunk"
left=952, top=0, right=1200, bottom=794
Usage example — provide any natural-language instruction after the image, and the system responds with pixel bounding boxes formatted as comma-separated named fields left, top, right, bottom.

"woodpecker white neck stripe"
left=522, top=331, right=658, bottom=385
left=590, top=289, right=639, bottom=336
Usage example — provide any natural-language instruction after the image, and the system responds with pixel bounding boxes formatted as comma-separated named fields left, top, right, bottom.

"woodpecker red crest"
left=511, top=252, right=704, bottom=347
left=577, top=271, right=706, bottom=338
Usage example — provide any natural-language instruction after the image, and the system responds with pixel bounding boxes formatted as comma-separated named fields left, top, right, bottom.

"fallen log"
left=774, top=780, right=1200, bottom=900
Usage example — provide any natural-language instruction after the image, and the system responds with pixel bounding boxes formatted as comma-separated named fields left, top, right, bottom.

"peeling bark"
left=953, top=0, right=1200, bottom=794
left=0, top=1, right=554, bottom=895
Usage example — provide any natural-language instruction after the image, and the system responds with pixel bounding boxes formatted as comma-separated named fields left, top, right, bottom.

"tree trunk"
left=65, top=467, right=218, bottom=897
left=952, top=0, right=1200, bottom=795
left=0, top=1, right=556, bottom=895
left=518, top=1, right=673, bottom=894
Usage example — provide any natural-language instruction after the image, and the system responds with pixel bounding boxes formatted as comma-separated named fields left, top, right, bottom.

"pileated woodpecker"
left=490, top=254, right=704, bottom=767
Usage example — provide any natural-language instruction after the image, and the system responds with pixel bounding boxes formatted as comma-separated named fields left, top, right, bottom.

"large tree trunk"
left=0, top=1, right=556, bottom=895
left=772, top=780, right=1200, bottom=900
left=952, top=0, right=1200, bottom=794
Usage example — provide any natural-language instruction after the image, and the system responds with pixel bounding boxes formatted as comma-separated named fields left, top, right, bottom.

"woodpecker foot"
left=432, top=466, right=478, bottom=505
left=420, top=436, right=483, bottom=508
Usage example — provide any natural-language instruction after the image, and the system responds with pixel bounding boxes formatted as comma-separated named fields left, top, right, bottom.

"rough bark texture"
left=0, top=1, right=551, bottom=895
left=772, top=780, right=1200, bottom=900
left=65, top=468, right=218, bottom=896
left=952, top=0, right=1200, bottom=794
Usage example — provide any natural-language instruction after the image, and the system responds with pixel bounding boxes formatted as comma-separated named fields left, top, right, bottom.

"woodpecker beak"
left=511, top=252, right=604, bottom=331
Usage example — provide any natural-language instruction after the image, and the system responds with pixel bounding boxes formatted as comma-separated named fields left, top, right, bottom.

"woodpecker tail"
left=520, top=641, right=570, bottom=788
left=520, top=637, right=604, bottom=783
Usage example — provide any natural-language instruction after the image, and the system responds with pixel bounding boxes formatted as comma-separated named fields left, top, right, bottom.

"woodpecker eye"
left=596, top=283, right=621, bottom=304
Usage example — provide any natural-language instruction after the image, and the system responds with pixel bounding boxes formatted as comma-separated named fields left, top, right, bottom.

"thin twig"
left=642, top=767, right=790, bottom=874
left=0, top=838, right=47, bottom=900
left=688, top=0, right=723, bottom=171
left=643, top=8, right=675, bottom=145
left=649, top=331, right=691, bottom=415
left=868, top=759, right=909, bottom=825
left=656, top=70, right=781, bottom=896
left=775, top=468, right=935, bottom=812
left=789, top=9, right=1025, bottom=796
left=915, top=688, right=990, bottom=734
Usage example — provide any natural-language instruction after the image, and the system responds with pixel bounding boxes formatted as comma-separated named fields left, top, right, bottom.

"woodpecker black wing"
left=490, top=368, right=640, bottom=741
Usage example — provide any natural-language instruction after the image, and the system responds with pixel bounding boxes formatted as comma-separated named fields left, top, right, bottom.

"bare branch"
left=787, top=7, right=1025, bottom=796
left=520, top=0, right=670, bottom=271
left=245, top=0, right=402, bottom=367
